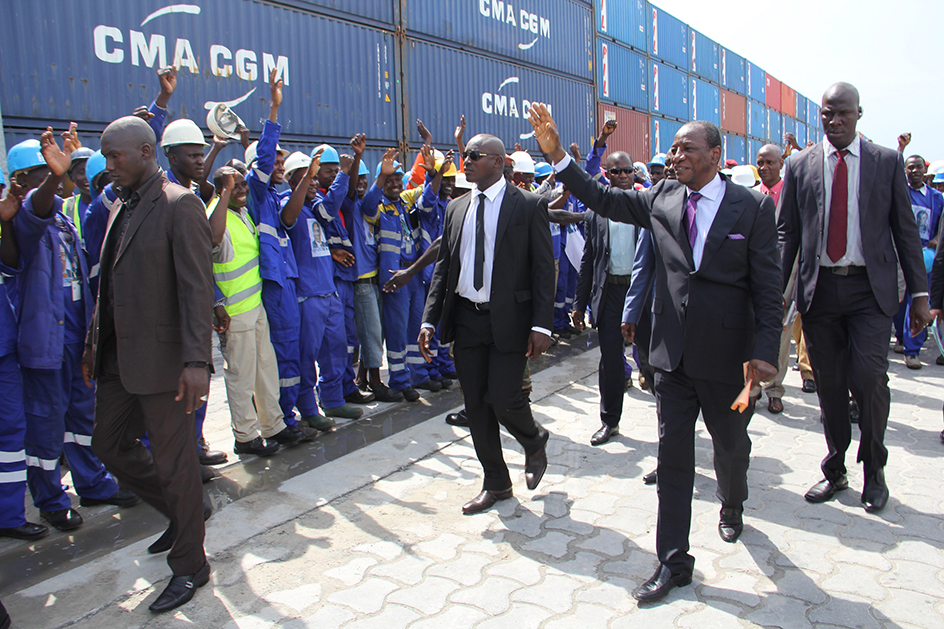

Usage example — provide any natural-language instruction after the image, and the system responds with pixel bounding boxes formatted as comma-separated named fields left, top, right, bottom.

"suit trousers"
left=452, top=301, right=549, bottom=491
left=634, top=294, right=655, bottom=387
left=653, top=365, right=752, bottom=576
left=801, top=271, right=892, bottom=481
left=597, top=281, right=631, bottom=427
left=793, top=316, right=813, bottom=381
left=91, top=345, right=206, bottom=576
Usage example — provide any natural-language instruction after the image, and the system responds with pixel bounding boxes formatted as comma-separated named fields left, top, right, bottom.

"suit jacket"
left=622, top=228, right=655, bottom=326
left=87, top=172, right=213, bottom=395
left=574, top=210, right=637, bottom=326
left=422, top=183, right=555, bottom=354
left=558, top=162, right=783, bottom=386
left=778, top=141, right=926, bottom=317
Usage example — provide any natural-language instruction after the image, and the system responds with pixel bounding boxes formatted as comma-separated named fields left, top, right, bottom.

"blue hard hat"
left=85, top=150, right=107, bottom=190
left=0, top=168, right=5, bottom=188
left=7, top=139, right=46, bottom=175
left=934, top=171, right=944, bottom=184
left=358, top=160, right=370, bottom=177
left=647, top=153, right=667, bottom=167
left=375, top=160, right=403, bottom=180
left=313, top=144, right=340, bottom=164
left=535, top=161, right=552, bottom=178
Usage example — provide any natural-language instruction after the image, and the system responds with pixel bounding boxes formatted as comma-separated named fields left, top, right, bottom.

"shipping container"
left=402, top=39, right=595, bottom=154
left=783, top=115, right=797, bottom=140
left=765, top=74, right=782, bottom=112
left=720, top=88, right=746, bottom=135
left=795, top=93, right=807, bottom=123
left=807, top=101, right=821, bottom=129
left=596, top=103, right=650, bottom=163
left=748, top=137, right=765, bottom=165
left=690, top=29, right=720, bottom=84
left=746, top=61, right=765, bottom=102
left=690, top=78, right=720, bottom=126
left=767, top=109, right=782, bottom=144
left=285, top=0, right=394, bottom=26
left=405, top=0, right=593, bottom=81
left=650, top=61, right=689, bottom=121
left=649, top=5, right=688, bottom=69
left=595, top=0, right=647, bottom=52
left=722, top=133, right=747, bottom=166
left=780, top=84, right=796, bottom=117
left=746, top=99, right=766, bottom=139
left=0, top=0, right=401, bottom=143
left=720, top=47, right=746, bottom=94
left=650, top=116, right=684, bottom=155
left=796, top=121, right=807, bottom=146
left=597, top=40, right=649, bottom=111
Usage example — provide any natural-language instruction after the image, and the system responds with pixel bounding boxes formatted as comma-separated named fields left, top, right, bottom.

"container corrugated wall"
left=783, top=115, right=797, bottom=139
left=596, top=0, right=647, bottom=52
left=690, top=78, right=720, bottom=126
left=795, top=122, right=807, bottom=146
left=690, top=29, right=720, bottom=84
left=746, top=61, right=765, bottom=102
left=650, top=116, right=684, bottom=155
left=780, top=84, right=796, bottom=117
left=746, top=100, right=766, bottom=139
left=765, top=74, right=782, bottom=112
left=649, top=5, right=689, bottom=69
left=598, top=40, right=649, bottom=111
left=650, top=61, right=689, bottom=121
left=748, top=138, right=765, bottom=164
left=807, top=101, right=820, bottom=129
left=768, top=110, right=782, bottom=143
left=402, top=39, right=594, bottom=153
left=597, top=103, right=650, bottom=162
left=722, top=134, right=747, bottom=165
left=405, top=0, right=593, bottom=81
left=795, top=94, right=808, bottom=123
left=720, top=48, right=746, bottom=95
left=720, top=89, right=746, bottom=135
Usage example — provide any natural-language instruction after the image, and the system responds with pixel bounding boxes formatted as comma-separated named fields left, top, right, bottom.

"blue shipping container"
left=286, top=0, right=394, bottom=26
left=748, top=137, right=765, bottom=165
left=0, top=0, right=401, bottom=142
left=723, top=134, right=747, bottom=165
left=650, top=116, right=684, bottom=155
left=746, top=100, right=766, bottom=139
left=720, top=47, right=746, bottom=95
left=405, top=0, right=593, bottom=81
left=690, top=29, right=720, bottom=84
left=649, top=5, right=688, bottom=69
left=795, top=93, right=808, bottom=123
left=690, top=78, right=720, bottom=126
left=596, top=0, right=647, bottom=52
left=784, top=115, right=797, bottom=139
left=597, top=40, right=648, bottom=111
left=767, top=110, right=782, bottom=144
left=650, top=61, right=688, bottom=121
left=746, top=60, right=765, bottom=102
left=402, top=39, right=594, bottom=154
left=807, top=101, right=821, bottom=129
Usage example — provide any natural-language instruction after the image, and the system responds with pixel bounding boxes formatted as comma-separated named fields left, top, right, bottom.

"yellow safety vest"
left=63, top=195, right=84, bottom=246
left=213, top=208, right=263, bottom=316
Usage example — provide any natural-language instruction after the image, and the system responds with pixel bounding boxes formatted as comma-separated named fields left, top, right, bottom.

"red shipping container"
left=720, top=88, right=746, bottom=135
left=780, top=84, right=796, bottom=117
left=597, top=103, right=651, bottom=163
left=766, top=74, right=782, bottom=112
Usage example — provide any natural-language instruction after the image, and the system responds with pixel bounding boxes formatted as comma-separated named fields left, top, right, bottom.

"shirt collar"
left=472, top=176, right=507, bottom=202
left=687, top=172, right=724, bottom=201
left=760, top=178, right=783, bottom=196
left=824, top=134, right=860, bottom=158
left=117, top=169, right=163, bottom=207
left=913, top=184, right=928, bottom=196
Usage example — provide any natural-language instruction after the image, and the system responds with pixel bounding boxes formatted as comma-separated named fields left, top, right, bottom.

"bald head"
left=604, top=151, right=634, bottom=190
left=100, top=115, right=160, bottom=190
left=823, top=82, right=860, bottom=108
left=102, top=116, right=157, bottom=153
left=755, top=143, right=784, bottom=188
left=463, top=133, right=506, bottom=187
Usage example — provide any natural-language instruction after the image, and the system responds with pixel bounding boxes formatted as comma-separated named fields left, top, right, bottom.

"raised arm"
left=280, top=149, right=323, bottom=228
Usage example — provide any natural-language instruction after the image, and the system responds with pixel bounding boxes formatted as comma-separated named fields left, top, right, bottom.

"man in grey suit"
left=778, top=82, right=930, bottom=513
left=419, top=134, right=556, bottom=516
left=529, top=104, right=782, bottom=602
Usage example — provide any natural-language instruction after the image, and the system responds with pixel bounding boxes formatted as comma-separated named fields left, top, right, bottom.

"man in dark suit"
left=528, top=104, right=782, bottom=602
left=82, top=116, right=213, bottom=613
left=419, top=133, right=556, bottom=515
left=778, top=82, right=930, bottom=513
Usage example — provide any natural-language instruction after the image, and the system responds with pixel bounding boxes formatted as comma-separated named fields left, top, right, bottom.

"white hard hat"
left=283, top=151, right=311, bottom=178
left=633, top=161, right=649, bottom=179
left=511, top=151, right=535, bottom=174
left=244, top=140, right=289, bottom=166
left=454, top=172, right=472, bottom=190
left=162, top=119, right=208, bottom=149
left=928, top=160, right=944, bottom=175
left=206, top=103, right=245, bottom=141
left=730, top=165, right=757, bottom=187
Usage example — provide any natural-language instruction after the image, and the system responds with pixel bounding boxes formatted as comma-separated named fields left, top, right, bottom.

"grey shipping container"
left=0, top=0, right=401, bottom=143
left=746, top=60, right=765, bottom=102
left=690, top=78, right=720, bottom=127
left=723, top=133, right=747, bottom=165
left=595, top=0, right=648, bottom=52
left=649, top=5, right=688, bottom=70
left=404, top=0, right=593, bottom=81
left=720, top=47, right=746, bottom=95
left=650, top=61, right=688, bottom=121
left=746, top=100, right=766, bottom=139
left=650, top=115, right=684, bottom=155
left=690, top=29, right=720, bottom=84
left=402, top=39, right=595, bottom=154
left=597, top=40, right=649, bottom=111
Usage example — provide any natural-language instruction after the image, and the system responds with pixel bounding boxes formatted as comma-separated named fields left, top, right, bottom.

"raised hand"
left=380, top=147, right=399, bottom=177
left=309, top=148, right=324, bottom=179
left=416, top=119, right=432, bottom=145
left=155, top=66, right=177, bottom=108
left=454, top=115, right=466, bottom=143
left=269, top=67, right=283, bottom=107
left=600, top=119, right=618, bottom=140
left=897, top=132, right=912, bottom=151
left=61, top=122, right=81, bottom=155
left=219, top=167, right=236, bottom=193
left=340, top=153, right=354, bottom=174
left=0, top=189, right=22, bottom=222
left=420, top=144, right=437, bottom=173
left=39, top=127, right=71, bottom=177
left=350, top=133, right=366, bottom=157
left=569, top=142, right=581, bottom=163
left=439, top=149, right=455, bottom=174
left=526, top=103, right=565, bottom=163
left=132, top=105, right=155, bottom=121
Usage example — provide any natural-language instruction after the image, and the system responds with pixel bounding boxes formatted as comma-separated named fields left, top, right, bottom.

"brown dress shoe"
left=462, top=488, right=513, bottom=515
left=525, top=446, right=547, bottom=490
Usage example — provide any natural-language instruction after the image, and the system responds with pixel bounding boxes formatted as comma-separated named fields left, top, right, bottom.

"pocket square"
left=727, top=233, right=746, bottom=240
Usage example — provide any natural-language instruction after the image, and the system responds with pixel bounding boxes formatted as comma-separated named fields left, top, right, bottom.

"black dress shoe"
left=525, top=446, right=547, bottom=490
left=862, top=469, right=889, bottom=512
left=371, top=384, right=404, bottom=403
left=415, top=379, right=442, bottom=392
left=719, top=507, right=744, bottom=543
left=445, top=409, right=469, bottom=427
left=198, top=446, right=228, bottom=466
left=40, top=508, right=83, bottom=531
left=643, top=469, right=658, bottom=485
left=345, top=389, right=376, bottom=404
left=79, top=487, right=140, bottom=508
left=400, top=386, right=420, bottom=402
left=234, top=437, right=280, bottom=457
left=148, top=562, right=211, bottom=613
left=148, top=524, right=176, bottom=554
left=590, top=424, right=619, bottom=446
left=804, top=476, right=848, bottom=503
left=200, top=466, right=216, bottom=484
left=437, top=377, right=454, bottom=389
left=442, top=370, right=458, bottom=380
left=801, top=379, right=817, bottom=393
left=632, top=564, right=692, bottom=602
left=271, top=426, right=305, bottom=447
left=0, top=521, right=49, bottom=541
left=462, top=488, right=513, bottom=515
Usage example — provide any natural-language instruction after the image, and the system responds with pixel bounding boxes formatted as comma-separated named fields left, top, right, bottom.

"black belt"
left=606, top=274, right=633, bottom=285
left=824, top=265, right=866, bottom=276
left=459, top=297, right=490, bottom=312
left=355, top=276, right=379, bottom=284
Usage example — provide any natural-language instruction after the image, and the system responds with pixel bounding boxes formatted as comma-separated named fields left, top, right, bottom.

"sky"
left=650, top=0, right=943, bottom=159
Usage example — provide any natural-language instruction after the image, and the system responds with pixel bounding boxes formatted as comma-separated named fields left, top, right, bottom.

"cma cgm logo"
left=92, top=4, right=289, bottom=110
left=481, top=77, right=552, bottom=140
left=478, top=0, right=551, bottom=50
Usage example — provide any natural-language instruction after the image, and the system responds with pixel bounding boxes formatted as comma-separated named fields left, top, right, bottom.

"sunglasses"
left=462, top=150, right=502, bottom=161
left=607, top=167, right=634, bottom=176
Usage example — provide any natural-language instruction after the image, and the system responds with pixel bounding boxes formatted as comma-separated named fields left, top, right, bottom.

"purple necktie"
left=685, top=191, right=702, bottom=250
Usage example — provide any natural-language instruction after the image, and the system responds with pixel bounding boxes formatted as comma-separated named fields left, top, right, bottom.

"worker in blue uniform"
left=0, top=171, right=50, bottom=541
left=82, top=150, right=117, bottom=297
left=8, top=133, right=138, bottom=532
left=62, top=147, right=94, bottom=248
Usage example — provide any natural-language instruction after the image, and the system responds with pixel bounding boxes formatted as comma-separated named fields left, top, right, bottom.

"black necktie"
left=474, top=193, right=487, bottom=291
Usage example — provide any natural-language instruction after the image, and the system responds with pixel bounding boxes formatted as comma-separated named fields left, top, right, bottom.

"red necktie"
left=826, top=149, right=850, bottom=263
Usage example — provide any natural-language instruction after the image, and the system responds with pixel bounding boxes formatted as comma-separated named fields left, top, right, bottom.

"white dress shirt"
left=687, top=173, right=725, bottom=270
left=821, top=135, right=865, bottom=267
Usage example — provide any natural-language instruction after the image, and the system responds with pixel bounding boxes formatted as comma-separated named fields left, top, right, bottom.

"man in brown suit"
left=82, top=116, right=213, bottom=613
